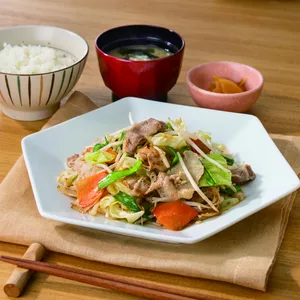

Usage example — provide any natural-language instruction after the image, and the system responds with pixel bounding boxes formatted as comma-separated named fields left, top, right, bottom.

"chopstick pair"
left=0, top=255, right=222, bottom=300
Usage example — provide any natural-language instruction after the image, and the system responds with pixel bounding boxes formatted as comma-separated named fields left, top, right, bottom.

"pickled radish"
left=209, top=76, right=247, bottom=94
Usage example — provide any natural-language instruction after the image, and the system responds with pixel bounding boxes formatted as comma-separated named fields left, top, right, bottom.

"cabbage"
left=195, top=130, right=212, bottom=141
left=57, top=170, right=78, bottom=187
left=169, top=118, right=186, bottom=132
left=199, top=154, right=232, bottom=187
left=107, top=180, right=132, bottom=196
left=85, top=150, right=114, bottom=165
left=99, top=195, right=144, bottom=223
left=219, top=198, right=239, bottom=212
left=151, top=133, right=186, bottom=149
left=99, top=195, right=116, bottom=209
left=109, top=204, right=144, bottom=223
left=116, top=157, right=137, bottom=170
left=212, top=143, right=227, bottom=153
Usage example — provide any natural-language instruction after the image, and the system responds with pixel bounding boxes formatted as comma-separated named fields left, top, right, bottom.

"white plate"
left=22, top=97, right=300, bottom=244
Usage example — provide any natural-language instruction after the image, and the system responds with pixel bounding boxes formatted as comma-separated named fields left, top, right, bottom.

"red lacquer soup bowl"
left=95, top=25, right=185, bottom=101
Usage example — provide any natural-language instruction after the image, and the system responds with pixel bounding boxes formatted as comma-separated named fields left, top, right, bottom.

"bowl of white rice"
left=0, top=25, right=88, bottom=121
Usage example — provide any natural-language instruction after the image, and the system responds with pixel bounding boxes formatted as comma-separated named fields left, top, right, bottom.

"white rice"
left=0, top=43, right=77, bottom=74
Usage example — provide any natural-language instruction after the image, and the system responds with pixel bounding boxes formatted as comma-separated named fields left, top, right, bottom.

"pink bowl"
left=186, top=61, right=264, bottom=112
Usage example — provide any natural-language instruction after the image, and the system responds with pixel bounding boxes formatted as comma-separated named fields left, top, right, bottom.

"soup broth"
left=108, top=44, right=173, bottom=61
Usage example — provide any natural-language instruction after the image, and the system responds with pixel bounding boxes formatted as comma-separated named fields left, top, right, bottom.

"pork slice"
left=146, top=150, right=204, bottom=201
left=167, top=150, right=204, bottom=197
left=181, top=150, right=204, bottom=182
left=69, top=155, right=104, bottom=180
left=67, top=154, right=79, bottom=168
left=138, top=146, right=168, bottom=172
left=146, top=172, right=181, bottom=201
left=123, top=175, right=151, bottom=197
left=231, top=164, right=256, bottom=184
left=123, top=118, right=168, bottom=155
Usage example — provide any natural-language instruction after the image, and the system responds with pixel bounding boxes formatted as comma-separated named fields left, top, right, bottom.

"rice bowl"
left=0, top=25, right=88, bottom=121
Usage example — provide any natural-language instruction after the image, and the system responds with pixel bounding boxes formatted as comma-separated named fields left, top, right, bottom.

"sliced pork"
left=67, top=154, right=103, bottom=180
left=231, top=164, right=256, bottom=184
left=67, top=154, right=79, bottom=168
left=123, top=175, right=151, bottom=197
left=123, top=118, right=167, bottom=155
left=138, top=146, right=168, bottom=172
left=146, top=151, right=204, bottom=200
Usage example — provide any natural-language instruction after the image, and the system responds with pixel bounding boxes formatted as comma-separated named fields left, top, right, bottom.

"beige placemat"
left=0, top=91, right=299, bottom=291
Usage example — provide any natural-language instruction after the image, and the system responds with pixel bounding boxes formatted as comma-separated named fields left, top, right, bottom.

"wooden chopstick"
left=0, top=255, right=223, bottom=300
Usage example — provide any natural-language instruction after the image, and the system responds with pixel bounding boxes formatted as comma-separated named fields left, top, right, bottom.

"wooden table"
left=1, top=0, right=300, bottom=299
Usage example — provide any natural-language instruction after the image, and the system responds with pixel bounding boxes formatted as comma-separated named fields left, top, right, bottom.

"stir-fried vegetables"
left=219, top=198, right=239, bottom=212
left=57, top=115, right=255, bottom=231
left=99, top=195, right=144, bottom=223
left=57, top=170, right=78, bottom=187
left=76, top=171, right=108, bottom=208
left=203, top=166, right=216, bottom=186
left=151, top=132, right=186, bottom=149
left=85, top=148, right=116, bottom=165
left=153, top=201, right=198, bottom=230
left=114, top=192, right=141, bottom=212
left=98, top=160, right=142, bottom=190
left=93, top=137, right=109, bottom=152
left=199, top=154, right=232, bottom=187
left=165, top=146, right=179, bottom=167
left=221, top=154, right=234, bottom=166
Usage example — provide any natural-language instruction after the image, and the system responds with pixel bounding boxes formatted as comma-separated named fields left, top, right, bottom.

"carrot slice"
left=76, top=171, right=108, bottom=208
left=153, top=201, right=198, bottom=231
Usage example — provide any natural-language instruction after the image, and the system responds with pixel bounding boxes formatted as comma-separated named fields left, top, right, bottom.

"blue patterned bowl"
left=0, top=25, right=88, bottom=121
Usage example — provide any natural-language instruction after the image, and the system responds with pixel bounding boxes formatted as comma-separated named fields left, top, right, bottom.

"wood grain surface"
left=0, top=0, right=300, bottom=299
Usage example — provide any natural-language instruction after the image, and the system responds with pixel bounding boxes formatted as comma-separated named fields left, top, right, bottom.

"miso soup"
left=108, top=44, right=173, bottom=61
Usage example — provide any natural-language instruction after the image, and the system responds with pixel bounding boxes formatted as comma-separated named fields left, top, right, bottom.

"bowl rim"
left=186, top=61, right=264, bottom=97
left=0, top=25, right=89, bottom=77
left=94, top=24, right=185, bottom=63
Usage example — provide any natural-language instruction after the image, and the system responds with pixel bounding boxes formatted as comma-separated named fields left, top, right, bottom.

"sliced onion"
left=177, top=152, right=218, bottom=212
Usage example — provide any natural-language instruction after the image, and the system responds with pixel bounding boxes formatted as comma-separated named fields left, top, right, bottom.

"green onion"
left=235, top=185, right=242, bottom=192
left=98, top=160, right=142, bottom=190
left=114, top=192, right=140, bottom=212
left=203, top=166, right=216, bottom=186
left=165, top=146, right=179, bottom=167
left=143, top=202, right=155, bottom=222
left=93, top=137, right=109, bottom=152
left=167, top=122, right=174, bottom=130
left=180, top=146, right=191, bottom=153
left=120, top=131, right=126, bottom=141
left=116, top=131, right=126, bottom=151
left=221, top=155, right=234, bottom=166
